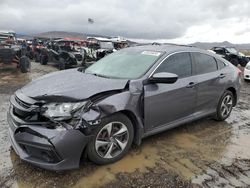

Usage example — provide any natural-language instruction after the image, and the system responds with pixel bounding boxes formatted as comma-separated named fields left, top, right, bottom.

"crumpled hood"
left=19, top=68, right=129, bottom=101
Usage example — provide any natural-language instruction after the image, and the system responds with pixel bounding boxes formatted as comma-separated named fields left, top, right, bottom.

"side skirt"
left=142, top=110, right=216, bottom=139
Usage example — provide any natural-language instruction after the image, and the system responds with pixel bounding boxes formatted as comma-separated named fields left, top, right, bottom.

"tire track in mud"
left=192, top=159, right=250, bottom=188
left=191, top=84, right=250, bottom=188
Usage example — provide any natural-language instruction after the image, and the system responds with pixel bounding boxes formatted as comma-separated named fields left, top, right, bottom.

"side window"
left=193, top=53, right=217, bottom=74
left=155, top=52, right=192, bottom=78
left=216, top=59, right=226, bottom=69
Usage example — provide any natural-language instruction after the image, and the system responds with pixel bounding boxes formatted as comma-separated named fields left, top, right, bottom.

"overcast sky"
left=1, top=0, right=250, bottom=44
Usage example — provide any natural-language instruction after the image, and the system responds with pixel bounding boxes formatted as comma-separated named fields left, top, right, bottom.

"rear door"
left=191, top=52, right=227, bottom=115
left=144, top=52, right=197, bottom=131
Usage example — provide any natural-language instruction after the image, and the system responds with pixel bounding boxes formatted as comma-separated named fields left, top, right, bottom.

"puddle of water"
left=73, top=145, right=159, bottom=188
left=73, top=120, right=232, bottom=188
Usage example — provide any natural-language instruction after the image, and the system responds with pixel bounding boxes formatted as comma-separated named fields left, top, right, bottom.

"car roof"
left=128, top=44, right=210, bottom=55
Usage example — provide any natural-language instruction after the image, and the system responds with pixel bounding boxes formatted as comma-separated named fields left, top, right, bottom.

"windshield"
left=226, top=47, right=238, bottom=54
left=100, top=41, right=114, bottom=49
left=85, top=48, right=163, bottom=79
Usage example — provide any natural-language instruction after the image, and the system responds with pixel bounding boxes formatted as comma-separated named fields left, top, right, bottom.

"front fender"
left=82, top=91, right=144, bottom=145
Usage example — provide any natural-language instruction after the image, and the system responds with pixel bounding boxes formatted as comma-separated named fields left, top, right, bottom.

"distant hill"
left=33, top=31, right=86, bottom=39
left=16, top=31, right=86, bottom=40
left=189, top=41, right=250, bottom=50
left=16, top=31, right=138, bottom=45
left=17, top=31, right=129, bottom=41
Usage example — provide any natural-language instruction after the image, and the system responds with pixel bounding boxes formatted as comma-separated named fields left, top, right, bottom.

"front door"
left=144, top=52, right=197, bottom=131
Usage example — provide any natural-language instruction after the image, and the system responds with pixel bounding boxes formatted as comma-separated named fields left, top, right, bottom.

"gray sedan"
left=8, top=45, right=240, bottom=170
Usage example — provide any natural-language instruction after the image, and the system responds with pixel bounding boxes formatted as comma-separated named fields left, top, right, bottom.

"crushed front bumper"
left=7, top=111, right=92, bottom=171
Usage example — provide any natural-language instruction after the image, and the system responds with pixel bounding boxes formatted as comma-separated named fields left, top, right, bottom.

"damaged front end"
left=7, top=64, right=146, bottom=170
left=8, top=91, right=96, bottom=171
left=8, top=85, right=143, bottom=170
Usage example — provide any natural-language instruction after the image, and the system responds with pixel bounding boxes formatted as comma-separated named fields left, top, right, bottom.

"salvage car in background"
left=211, top=46, right=249, bottom=67
left=244, top=61, right=250, bottom=81
left=84, top=37, right=115, bottom=62
left=110, top=36, right=129, bottom=50
left=31, top=38, right=46, bottom=62
left=0, top=30, right=30, bottom=73
left=40, top=39, right=85, bottom=70
left=8, top=45, right=240, bottom=170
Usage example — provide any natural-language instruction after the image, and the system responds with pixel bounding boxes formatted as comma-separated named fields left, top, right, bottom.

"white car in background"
left=244, top=62, right=250, bottom=81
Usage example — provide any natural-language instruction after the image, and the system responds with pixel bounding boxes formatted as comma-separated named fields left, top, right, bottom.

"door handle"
left=218, top=73, right=226, bottom=79
left=186, top=82, right=196, bottom=88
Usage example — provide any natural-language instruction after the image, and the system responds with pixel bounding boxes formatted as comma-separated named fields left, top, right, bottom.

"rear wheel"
left=87, top=113, right=134, bottom=165
left=20, top=56, right=30, bottom=73
left=58, top=57, right=66, bottom=70
left=40, top=55, right=48, bottom=65
left=34, top=52, right=40, bottom=62
left=214, top=90, right=234, bottom=121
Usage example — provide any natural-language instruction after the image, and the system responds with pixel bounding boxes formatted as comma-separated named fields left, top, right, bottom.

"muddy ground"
left=0, top=62, right=250, bottom=188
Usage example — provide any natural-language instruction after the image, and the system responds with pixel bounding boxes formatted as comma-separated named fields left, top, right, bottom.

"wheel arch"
left=226, top=87, right=237, bottom=106
left=117, top=110, right=143, bottom=146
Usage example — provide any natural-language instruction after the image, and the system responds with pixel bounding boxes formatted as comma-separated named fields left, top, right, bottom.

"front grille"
left=15, top=96, right=31, bottom=108
left=12, top=96, right=41, bottom=122
left=13, top=107, right=31, bottom=118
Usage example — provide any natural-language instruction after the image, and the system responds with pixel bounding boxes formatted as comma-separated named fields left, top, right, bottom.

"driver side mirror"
left=149, top=72, right=178, bottom=84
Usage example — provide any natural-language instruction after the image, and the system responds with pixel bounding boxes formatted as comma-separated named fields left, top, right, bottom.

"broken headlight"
left=42, top=101, right=88, bottom=121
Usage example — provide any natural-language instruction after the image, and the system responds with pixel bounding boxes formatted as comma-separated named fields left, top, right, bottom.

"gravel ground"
left=0, top=62, right=250, bottom=188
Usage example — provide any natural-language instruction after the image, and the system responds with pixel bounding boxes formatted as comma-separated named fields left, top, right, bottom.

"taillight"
left=237, top=68, right=242, bottom=76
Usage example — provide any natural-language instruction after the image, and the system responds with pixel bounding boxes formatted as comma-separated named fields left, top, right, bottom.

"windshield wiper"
left=92, top=73, right=111, bottom=79
left=84, top=71, right=112, bottom=78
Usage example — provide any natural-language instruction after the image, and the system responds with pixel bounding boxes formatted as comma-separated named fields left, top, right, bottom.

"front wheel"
left=58, top=57, right=66, bottom=70
left=214, top=90, right=234, bottom=121
left=20, top=56, right=31, bottom=73
left=87, top=113, right=134, bottom=165
left=34, top=52, right=40, bottom=62
left=40, top=55, right=48, bottom=65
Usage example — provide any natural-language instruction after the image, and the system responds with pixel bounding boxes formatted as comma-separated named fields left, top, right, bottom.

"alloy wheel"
left=95, top=122, right=129, bottom=159
left=220, top=94, right=233, bottom=118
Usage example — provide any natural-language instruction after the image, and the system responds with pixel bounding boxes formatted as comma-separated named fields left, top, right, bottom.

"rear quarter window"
left=193, top=53, right=217, bottom=74
left=216, top=59, right=226, bottom=69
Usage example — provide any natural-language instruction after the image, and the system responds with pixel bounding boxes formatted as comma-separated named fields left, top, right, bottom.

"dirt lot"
left=0, top=62, right=250, bottom=188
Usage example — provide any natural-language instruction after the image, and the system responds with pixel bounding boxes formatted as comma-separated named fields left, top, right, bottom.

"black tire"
left=240, top=61, right=247, bottom=67
left=59, top=57, right=66, bottom=70
left=230, top=58, right=239, bottom=66
left=214, top=90, right=234, bottom=121
left=87, top=113, right=134, bottom=165
left=40, top=55, right=48, bottom=65
left=20, top=56, right=31, bottom=73
left=34, top=52, right=40, bottom=62
left=81, top=57, right=86, bottom=68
